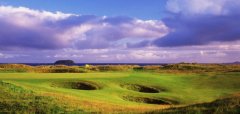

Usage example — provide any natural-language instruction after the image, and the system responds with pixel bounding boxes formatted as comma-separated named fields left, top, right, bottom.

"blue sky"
left=0, top=0, right=239, bottom=63
left=1, top=0, right=167, bottom=20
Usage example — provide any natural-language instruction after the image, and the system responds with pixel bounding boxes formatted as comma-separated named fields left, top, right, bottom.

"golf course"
left=1, top=0, right=240, bottom=113
left=0, top=63, right=239, bottom=113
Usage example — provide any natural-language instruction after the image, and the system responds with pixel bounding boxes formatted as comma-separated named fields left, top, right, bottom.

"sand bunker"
left=120, top=84, right=162, bottom=93
left=52, top=81, right=102, bottom=90
left=122, top=95, right=172, bottom=105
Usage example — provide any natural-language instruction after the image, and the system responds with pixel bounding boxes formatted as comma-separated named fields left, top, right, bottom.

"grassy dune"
left=0, top=67, right=240, bottom=113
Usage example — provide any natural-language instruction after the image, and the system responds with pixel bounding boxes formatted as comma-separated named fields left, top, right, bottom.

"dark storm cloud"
left=102, top=16, right=134, bottom=25
left=0, top=20, right=64, bottom=50
left=154, top=15, right=240, bottom=47
left=127, top=40, right=150, bottom=48
left=153, top=0, right=240, bottom=47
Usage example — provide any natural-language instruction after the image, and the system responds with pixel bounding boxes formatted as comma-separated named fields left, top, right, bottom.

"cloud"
left=0, top=6, right=74, bottom=50
left=0, top=52, right=27, bottom=59
left=166, top=0, right=240, bottom=15
left=0, top=53, right=13, bottom=58
left=153, top=0, right=240, bottom=47
left=0, top=4, right=239, bottom=63
left=166, top=0, right=224, bottom=15
left=0, top=5, right=168, bottom=50
left=0, top=42, right=239, bottom=63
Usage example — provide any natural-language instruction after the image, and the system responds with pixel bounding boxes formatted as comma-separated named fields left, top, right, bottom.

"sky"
left=0, top=0, right=167, bottom=20
left=0, top=0, right=239, bottom=63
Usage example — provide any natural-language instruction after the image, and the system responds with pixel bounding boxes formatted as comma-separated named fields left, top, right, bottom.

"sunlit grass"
left=0, top=71, right=240, bottom=113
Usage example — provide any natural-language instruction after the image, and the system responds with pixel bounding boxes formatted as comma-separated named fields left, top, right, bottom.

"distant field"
left=0, top=69, right=240, bottom=113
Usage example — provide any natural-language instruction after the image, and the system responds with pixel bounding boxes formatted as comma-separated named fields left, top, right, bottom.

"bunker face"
left=122, top=96, right=171, bottom=105
left=52, top=81, right=102, bottom=90
left=70, top=82, right=99, bottom=90
left=120, top=84, right=161, bottom=93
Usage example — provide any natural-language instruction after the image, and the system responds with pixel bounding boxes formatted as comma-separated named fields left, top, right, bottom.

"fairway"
left=1, top=71, right=240, bottom=113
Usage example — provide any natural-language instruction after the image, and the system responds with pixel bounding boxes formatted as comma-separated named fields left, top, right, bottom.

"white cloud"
left=0, top=5, right=169, bottom=50
left=100, top=55, right=109, bottom=58
left=0, top=53, right=13, bottom=58
left=166, top=0, right=240, bottom=15
left=53, top=54, right=83, bottom=58
left=0, top=53, right=28, bottom=59
left=0, top=5, right=73, bottom=20
left=0, top=5, right=73, bottom=27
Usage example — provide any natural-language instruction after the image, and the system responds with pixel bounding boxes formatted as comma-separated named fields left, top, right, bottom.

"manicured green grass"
left=0, top=72, right=240, bottom=113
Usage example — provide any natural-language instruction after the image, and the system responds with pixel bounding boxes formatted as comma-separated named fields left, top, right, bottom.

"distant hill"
left=54, top=60, right=75, bottom=65
left=233, top=61, right=240, bottom=64
left=226, top=61, right=240, bottom=64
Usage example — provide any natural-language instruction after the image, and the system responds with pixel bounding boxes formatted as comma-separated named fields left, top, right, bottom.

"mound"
left=120, top=84, right=162, bottom=93
left=122, top=95, right=173, bottom=105
left=149, top=94, right=240, bottom=114
left=52, top=81, right=102, bottom=90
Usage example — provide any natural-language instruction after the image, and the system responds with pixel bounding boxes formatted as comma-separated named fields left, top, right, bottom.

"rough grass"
left=0, top=63, right=239, bottom=73
left=148, top=94, right=240, bottom=114
left=0, top=81, right=76, bottom=113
